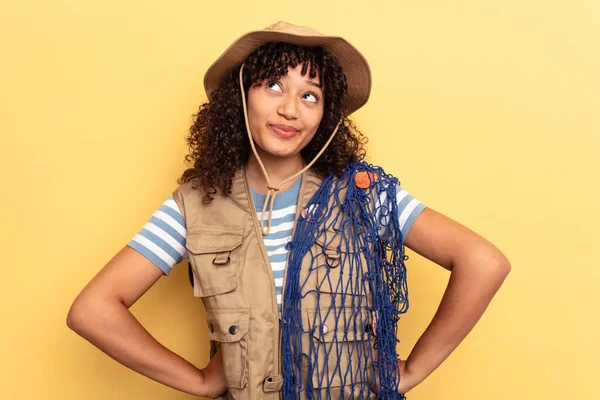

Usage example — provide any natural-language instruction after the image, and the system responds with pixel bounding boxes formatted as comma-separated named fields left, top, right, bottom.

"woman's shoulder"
left=172, top=179, right=213, bottom=200
left=340, top=160, right=402, bottom=188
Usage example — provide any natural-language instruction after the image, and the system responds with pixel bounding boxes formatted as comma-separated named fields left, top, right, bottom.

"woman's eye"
left=303, top=93, right=319, bottom=103
left=267, top=81, right=282, bottom=92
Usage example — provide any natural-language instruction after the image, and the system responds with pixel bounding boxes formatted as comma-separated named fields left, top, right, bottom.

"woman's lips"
left=269, top=124, right=299, bottom=139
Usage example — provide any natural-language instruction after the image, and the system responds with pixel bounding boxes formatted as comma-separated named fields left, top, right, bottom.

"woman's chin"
left=265, top=148, right=297, bottom=159
left=255, top=142, right=300, bottom=159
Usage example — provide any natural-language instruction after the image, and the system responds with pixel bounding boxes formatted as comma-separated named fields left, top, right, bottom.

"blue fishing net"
left=282, top=161, right=409, bottom=399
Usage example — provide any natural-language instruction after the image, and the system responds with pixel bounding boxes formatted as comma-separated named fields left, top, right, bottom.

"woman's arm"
left=398, top=207, right=511, bottom=393
left=66, top=245, right=227, bottom=398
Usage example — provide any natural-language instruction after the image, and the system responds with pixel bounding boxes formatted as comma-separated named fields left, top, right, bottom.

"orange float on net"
left=355, top=171, right=379, bottom=188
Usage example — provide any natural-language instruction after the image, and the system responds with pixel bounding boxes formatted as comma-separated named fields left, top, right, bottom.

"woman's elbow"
left=456, top=247, right=512, bottom=284
left=66, top=295, right=105, bottom=334
left=499, top=258, right=511, bottom=276
left=492, top=251, right=512, bottom=278
left=487, top=254, right=511, bottom=289
left=66, top=298, right=90, bottom=332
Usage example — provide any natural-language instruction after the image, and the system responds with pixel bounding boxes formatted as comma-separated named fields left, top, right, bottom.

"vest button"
left=321, top=325, right=329, bottom=334
left=229, top=325, right=239, bottom=335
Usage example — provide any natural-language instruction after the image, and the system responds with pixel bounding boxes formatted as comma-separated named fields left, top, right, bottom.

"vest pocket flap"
left=314, top=231, right=344, bottom=255
left=205, top=308, right=249, bottom=343
left=316, top=263, right=371, bottom=295
left=186, top=227, right=242, bottom=297
left=186, top=227, right=243, bottom=255
left=306, top=308, right=372, bottom=343
left=314, top=230, right=364, bottom=256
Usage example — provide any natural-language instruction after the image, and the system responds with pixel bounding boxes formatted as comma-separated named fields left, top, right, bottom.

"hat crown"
left=204, top=21, right=371, bottom=116
left=263, top=20, right=324, bottom=37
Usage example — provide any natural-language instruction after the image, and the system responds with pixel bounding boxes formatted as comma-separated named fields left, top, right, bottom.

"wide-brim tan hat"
left=204, top=20, right=372, bottom=116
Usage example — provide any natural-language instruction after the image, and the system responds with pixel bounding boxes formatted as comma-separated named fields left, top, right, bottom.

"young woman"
left=67, top=21, right=511, bottom=400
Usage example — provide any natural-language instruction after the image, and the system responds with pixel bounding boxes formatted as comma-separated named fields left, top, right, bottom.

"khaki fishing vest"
left=172, top=165, right=378, bottom=399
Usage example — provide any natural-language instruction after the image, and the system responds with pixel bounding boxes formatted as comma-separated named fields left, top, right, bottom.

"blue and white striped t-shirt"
left=250, top=177, right=303, bottom=310
left=127, top=176, right=426, bottom=310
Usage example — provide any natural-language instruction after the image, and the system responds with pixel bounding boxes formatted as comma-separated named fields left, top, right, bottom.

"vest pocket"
left=206, top=308, right=250, bottom=389
left=186, top=227, right=243, bottom=297
left=314, top=236, right=371, bottom=296
left=305, top=307, right=375, bottom=390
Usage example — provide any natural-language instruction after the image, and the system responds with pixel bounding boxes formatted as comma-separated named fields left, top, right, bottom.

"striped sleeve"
left=127, top=194, right=188, bottom=275
left=376, top=183, right=426, bottom=243
left=395, top=183, right=427, bottom=240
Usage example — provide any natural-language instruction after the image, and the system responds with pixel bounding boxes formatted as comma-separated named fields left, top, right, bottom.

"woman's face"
left=246, top=63, right=325, bottom=159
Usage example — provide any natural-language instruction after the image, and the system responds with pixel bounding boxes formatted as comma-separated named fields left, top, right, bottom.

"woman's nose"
left=277, top=95, right=299, bottom=120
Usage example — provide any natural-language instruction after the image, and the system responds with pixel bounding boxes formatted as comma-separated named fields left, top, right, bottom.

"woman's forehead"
left=279, top=64, right=321, bottom=85
left=258, top=59, right=322, bottom=86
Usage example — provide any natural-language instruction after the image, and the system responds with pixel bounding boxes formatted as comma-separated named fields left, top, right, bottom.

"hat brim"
left=203, top=30, right=372, bottom=116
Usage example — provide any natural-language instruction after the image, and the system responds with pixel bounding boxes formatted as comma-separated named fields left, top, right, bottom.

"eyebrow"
left=306, top=80, right=323, bottom=89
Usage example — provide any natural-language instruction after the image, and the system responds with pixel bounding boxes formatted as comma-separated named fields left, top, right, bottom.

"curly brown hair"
left=178, top=42, right=368, bottom=199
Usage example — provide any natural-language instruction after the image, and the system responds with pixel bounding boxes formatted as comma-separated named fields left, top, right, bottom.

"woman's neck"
left=245, top=151, right=305, bottom=195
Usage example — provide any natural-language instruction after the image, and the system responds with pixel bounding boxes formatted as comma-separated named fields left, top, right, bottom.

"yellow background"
left=1, top=0, right=598, bottom=398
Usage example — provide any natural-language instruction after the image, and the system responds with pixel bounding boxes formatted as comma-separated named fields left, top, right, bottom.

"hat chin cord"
left=238, top=63, right=342, bottom=235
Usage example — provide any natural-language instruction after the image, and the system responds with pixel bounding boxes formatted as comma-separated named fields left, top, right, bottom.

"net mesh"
left=282, top=161, right=409, bottom=399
